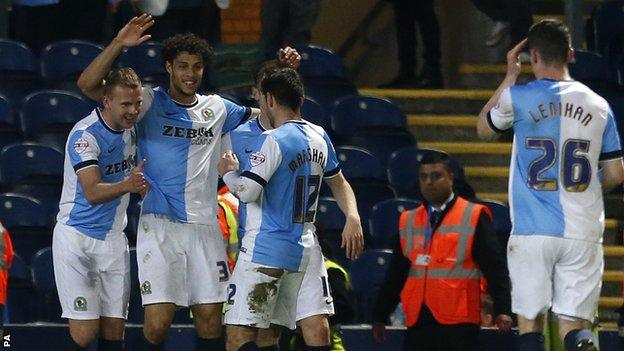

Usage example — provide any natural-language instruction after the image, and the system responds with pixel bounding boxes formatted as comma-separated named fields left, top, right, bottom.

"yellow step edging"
left=465, top=166, right=509, bottom=177
left=359, top=88, right=494, bottom=100
left=407, top=115, right=476, bottom=127
left=419, top=142, right=512, bottom=154
left=476, top=192, right=509, bottom=202
left=599, top=296, right=623, bottom=308
left=603, top=270, right=623, bottom=282
left=605, top=246, right=624, bottom=256
left=459, top=64, right=532, bottom=75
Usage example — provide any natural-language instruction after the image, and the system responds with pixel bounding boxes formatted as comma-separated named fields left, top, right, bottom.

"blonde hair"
left=103, top=67, right=141, bottom=96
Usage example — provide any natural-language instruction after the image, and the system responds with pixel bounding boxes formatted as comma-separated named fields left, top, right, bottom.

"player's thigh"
left=271, top=270, right=305, bottom=330
left=187, top=223, right=230, bottom=305
left=552, top=239, right=603, bottom=322
left=97, top=234, right=131, bottom=320
left=295, top=245, right=334, bottom=322
left=137, top=214, right=188, bottom=306
left=224, top=253, right=286, bottom=329
left=53, top=223, right=101, bottom=320
left=507, top=235, right=555, bottom=320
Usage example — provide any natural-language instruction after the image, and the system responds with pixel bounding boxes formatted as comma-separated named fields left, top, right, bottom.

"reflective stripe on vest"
left=402, top=202, right=479, bottom=280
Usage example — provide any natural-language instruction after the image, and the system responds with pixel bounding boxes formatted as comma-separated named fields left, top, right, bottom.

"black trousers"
left=261, top=0, right=321, bottom=59
left=404, top=306, right=480, bottom=351
left=470, top=0, right=533, bottom=45
left=391, top=0, right=441, bottom=77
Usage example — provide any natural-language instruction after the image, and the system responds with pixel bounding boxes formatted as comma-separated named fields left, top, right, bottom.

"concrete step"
left=407, top=115, right=479, bottom=142
left=417, top=141, right=512, bottom=166
left=457, top=64, right=533, bottom=89
left=359, top=88, right=492, bottom=115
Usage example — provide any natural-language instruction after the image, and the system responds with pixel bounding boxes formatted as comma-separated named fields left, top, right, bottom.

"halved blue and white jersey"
left=238, top=120, right=340, bottom=271
left=488, top=79, right=623, bottom=242
left=221, top=117, right=268, bottom=241
left=137, top=87, right=250, bottom=225
left=57, top=109, right=137, bottom=240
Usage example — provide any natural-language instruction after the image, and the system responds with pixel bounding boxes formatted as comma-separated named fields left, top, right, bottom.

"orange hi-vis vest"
left=398, top=197, right=485, bottom=327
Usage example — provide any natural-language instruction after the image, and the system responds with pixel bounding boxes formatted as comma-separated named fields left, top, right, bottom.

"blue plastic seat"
left=303, top=77, right=358, bottom=114
left=335, top=146, right=386, bottom=182
left=330, top=95, right=406, bottom=141
left=570, top=50, right=613, bottom=82
left=40, top=40, right=103, bottom=91
left=592, top=0, right=624, bottom=64
left=0, top=39, right=41, bottom=107
left=478, top=200, right=512, bottom=251
left=31, top=247, right=63, bottom=322
left=0, top=193, right=52, bottom=261
left=348, top=127, right=416, bottom=166
left=301, top=97, right=327, bottom=127
left=349, top=249, right=393, bottom=322
left=296, top=45, right=348, bottom=79
left=0, top=94, right=21, bottom=150
left=369, top=198, right=421, bottom=249
left=6, top=254, right=36, bottom=323
left=118, top=42, right=166, bottom=79
left=351, top=181, right=396, bottom=235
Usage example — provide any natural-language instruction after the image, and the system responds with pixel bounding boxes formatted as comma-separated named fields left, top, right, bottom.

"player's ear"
left=567, top=48, right=575, bottom=64
left=102, top=95, right=110, bottom=109
left=165, top=60, right=172, bottom=75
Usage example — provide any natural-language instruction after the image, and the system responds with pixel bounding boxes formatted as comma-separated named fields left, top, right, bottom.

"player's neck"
left=533, top=65, right=572, bottom=81
left=168, top=85, right=197, bottom=105
left=100, top=108, right=123, bottom=132
left=271, top=109, right=300, bottom=128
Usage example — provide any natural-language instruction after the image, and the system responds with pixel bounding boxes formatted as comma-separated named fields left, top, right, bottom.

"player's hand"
left=218, top=151, right=239, bottom=176
left=372, top=322, right=387, bottom=343
left=115, top=13, right=155, bottom=48
left=341, top=215, right=364, bottom=260
left=126, top=159, right=148, bottom=193
left=494, top=314, right=513, bottom=333
left=278, top=47, right=302, bottom=69
left=506, top=38, right=527, bottom=78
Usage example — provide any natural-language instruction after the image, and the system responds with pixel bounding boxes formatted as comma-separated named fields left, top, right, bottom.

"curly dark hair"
left=162, top=33, right=213, bottom=67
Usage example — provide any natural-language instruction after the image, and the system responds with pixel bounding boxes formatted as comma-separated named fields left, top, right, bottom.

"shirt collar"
left=429, top=192, right=455, bottom=212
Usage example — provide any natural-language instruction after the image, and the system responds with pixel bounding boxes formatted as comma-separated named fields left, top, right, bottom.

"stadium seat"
left=351, top=181, right=396, bottom=236
left=208, top=43, right=265, bottom=90
left=348, top=127, right=416, bottom=166
left=349, top=249, right=393, bottom=322
left=118, top=41, right=168, bottom=87
left=301, top=97, right=327, bottom=127
left=316, top=197, right=349, bottom=267
left=40, top=40, right=103, bottom=91
left=592, top=0, right=624, bottom=65
left=570, top=50, right=613, bottom=82
left=0, top=193, right=52, bottom=261
left=479, top=200, right=512, bottom=252
left=0, top=94, right=21, bottom=151
left=335, top=146, right=386, bottom=182
left=387, top=147, right=465, bottom=198
left=369, top=198, right=421, bottom=249
left=330, top=95, right=406, bottom=141
left=296, top=45, right=348, bottom=79
left=31, top=247, right=63, bottom=322
left=7, top=253, right=36, bottom=323
left=0, top=39, right=41, bottom=107
left=19, top=90, right=94, bottom=150
left=303, top=76, right=358, bottom=114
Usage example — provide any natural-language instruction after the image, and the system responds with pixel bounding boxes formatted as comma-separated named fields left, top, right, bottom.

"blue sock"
left=238, top=341, right=259, bottom=351
left=305, top=346, right=331, bottom=351
left=258, top=346, right=279, bottom=351
left=97, top=338, right=123, bottom=351
left=196, top=336, right=225, bottom=351
left=141, top=335, right=164, bottom=351
left=563, top=329, right=597, bottom=351
left=69, top=337, right=88, bottom=351
left=517, top=332, right=545, bottom=351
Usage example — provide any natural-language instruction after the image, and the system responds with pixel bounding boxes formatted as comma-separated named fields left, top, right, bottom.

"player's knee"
left=70, top=328, right=98, bottom=348
left=143, top=317, right=172, bottom=342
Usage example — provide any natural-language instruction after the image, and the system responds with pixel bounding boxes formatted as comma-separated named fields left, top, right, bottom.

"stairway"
left=359, top=87, right=624, bottom=327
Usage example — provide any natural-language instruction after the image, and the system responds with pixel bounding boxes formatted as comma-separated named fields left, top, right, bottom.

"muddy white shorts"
left=296, top=242, right=334, bottom=321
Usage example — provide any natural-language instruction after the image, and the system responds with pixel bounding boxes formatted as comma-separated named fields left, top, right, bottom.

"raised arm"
left=324, top=172, right=364, bottom=260
left=477, top=39, right=527, bottom=139
left=77, top=14, right=154, bottom=100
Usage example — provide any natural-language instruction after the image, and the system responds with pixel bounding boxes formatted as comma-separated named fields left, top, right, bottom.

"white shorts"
left=53, top=222, right=130, bottom=320
left=224, top=251, right=306, bottom=330
left=137, top=214, right=229, bottom=307
left=507, top=235, right=603, bottom=322
left=296, top=243, right=334, bottom=322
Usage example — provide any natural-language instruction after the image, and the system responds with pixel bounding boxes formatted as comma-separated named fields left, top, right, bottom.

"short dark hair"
left=103, top=67, right=141, bottom=96
left=260, top=67, right=304, bottom=111
left=162, top=33, right=213, bottom=66
left=253, top=59, right=295, bottom=87
left=420, top=150, right=453, bottom=174
left=527, top=19, right=571, bottom=65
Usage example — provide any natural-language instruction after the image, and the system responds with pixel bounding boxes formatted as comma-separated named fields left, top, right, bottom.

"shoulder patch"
left=73, top=138, right=89, bottom=154
left=249, top=151, right=266, bottom=167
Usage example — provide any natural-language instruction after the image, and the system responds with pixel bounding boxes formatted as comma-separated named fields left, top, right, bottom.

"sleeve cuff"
left=73, top=160, right=98, bottom=172
left=486, top=112, right=506, bottom=134
left=241, top=171, right=267, bottom=187
left=324, top=166, right=342, bottom=178
left=600, top=150, right=623, bottom=161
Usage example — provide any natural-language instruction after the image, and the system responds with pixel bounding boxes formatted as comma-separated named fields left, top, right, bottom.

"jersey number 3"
left=293, top=175, right=321, bottom=223
left=526, top=138, right=591, bottom=192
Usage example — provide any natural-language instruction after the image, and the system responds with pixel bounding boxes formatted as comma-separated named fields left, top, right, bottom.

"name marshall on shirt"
left=528, top=101, right=593, bottom=126
left=104, top=155, right=136, bottom=175
left=288, top=147, right=326, bottom=172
